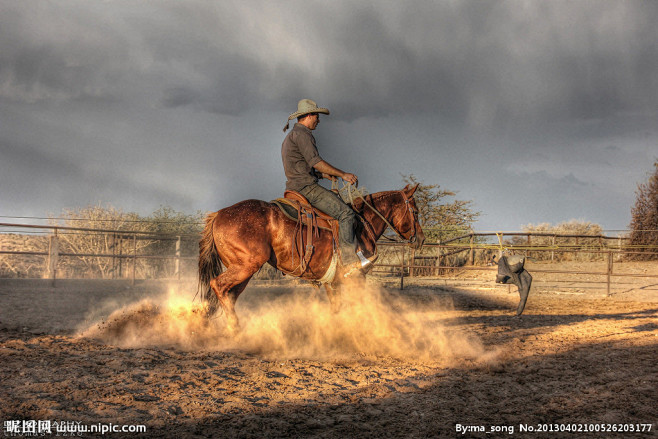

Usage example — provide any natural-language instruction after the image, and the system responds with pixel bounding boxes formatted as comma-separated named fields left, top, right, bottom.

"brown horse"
left=198, top=184, right=425, bottom=331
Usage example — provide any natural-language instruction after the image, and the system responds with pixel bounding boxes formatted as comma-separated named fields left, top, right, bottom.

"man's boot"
left=343, top=250, right=378, bottom=278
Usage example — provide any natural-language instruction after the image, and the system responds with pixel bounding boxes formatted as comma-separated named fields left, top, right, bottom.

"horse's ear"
left=404, top=183, right=420, bottom=197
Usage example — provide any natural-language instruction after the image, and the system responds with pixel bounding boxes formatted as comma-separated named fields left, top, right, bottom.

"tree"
left=401, top=174, right=480, bottom=242
left=629, top=160, right=658, bottom=259
left=48, top=204, right=204, bottom=278
left=141, top=206, right=204, bottom=277
left=518, top=220, right=604, bottom=262
left=51, top=204, right=153, bottom=278
left=143, top=206, right=204, bottom=235
left=0, top=233, right=47, bottom=278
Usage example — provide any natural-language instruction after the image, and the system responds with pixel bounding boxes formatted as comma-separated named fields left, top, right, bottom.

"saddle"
left=272, top=190, right=341, bottom=276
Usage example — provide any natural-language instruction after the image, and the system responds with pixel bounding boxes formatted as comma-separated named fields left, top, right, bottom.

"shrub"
left=514, top=220, right=604, bottom=262
left=629, top=160, right=658, bottom=260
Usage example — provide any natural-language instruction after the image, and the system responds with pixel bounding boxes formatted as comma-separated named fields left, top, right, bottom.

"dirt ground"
left=0, top=275, right=656, bottom=438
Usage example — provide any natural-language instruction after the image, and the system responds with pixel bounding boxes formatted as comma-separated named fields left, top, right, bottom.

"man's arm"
left=313, top=160, right=358, bottom=185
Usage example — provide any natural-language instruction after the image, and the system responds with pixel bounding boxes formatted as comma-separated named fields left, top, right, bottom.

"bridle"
left=399, top=190, right=419, bottom=244
left=356, top=190, right=419, bottom=244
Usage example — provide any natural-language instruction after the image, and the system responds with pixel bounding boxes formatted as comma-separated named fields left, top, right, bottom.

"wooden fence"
left=0, top=222, right=197, bottom=285
left=2, top=223, right=657, bottom=296
left=372, top=231, right=658, bottom=296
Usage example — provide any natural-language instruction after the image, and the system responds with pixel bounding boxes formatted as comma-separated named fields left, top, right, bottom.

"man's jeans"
left=299, top=183, right=359, bottom=265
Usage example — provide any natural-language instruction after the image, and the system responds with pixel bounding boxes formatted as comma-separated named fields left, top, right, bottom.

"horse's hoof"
left=226, top=318, right=241, bottom=335
left=204, top=305, right=218, bottom=320
left=343, top=261, right=365, bottom=278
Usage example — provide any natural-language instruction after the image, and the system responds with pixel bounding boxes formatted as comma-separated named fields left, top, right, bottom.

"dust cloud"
left=79, top=282, right=493, bottom=363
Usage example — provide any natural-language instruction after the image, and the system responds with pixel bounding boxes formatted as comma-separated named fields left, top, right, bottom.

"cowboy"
left=281, top=99, right=372, bottom=276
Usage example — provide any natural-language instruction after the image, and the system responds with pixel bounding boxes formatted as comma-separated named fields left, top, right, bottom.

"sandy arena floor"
left=0, top=278, right=656, bottom=438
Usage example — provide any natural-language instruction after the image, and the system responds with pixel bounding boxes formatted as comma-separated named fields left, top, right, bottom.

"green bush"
left=629, top=160, right=658, bottom=260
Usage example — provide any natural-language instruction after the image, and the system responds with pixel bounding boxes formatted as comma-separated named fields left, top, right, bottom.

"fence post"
left=527, top=233, right=531, bottom=258
left=606, top=250, right=613, bottom=297
left=175, top=235, right=181, bottom=281
left=132, top=234, right=137, bottom=286
left=409, top=248, right=415, bottom=277
left=400, top=248, right=405, bottom=290
left=111, top=233, right=116, bottom=280
left=118, top=235, right=123, bottom=278
left=469, top=234, right=475, bottom=265
left=45, top=228, right=59, bottom=287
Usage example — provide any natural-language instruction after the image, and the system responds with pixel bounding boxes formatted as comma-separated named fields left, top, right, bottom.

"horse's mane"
left=350, top=190, right=398, bottom=214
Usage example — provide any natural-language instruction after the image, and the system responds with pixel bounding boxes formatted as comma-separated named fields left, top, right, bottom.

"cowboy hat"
left=283, top=99, right=330, bottom=132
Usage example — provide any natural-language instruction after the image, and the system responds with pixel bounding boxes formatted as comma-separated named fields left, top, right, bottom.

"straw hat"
left=283, top=99, right=330, bottom=132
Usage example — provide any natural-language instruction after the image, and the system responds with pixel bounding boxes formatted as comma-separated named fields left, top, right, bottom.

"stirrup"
left=357, top=250, right=378, bottom=267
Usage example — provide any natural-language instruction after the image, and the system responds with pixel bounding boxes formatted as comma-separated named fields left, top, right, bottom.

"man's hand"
left=342, top=173, right=358, bottom=186
left=322, top=173, right=337, bottom=181
left=314, top=160, right=358, bottom=186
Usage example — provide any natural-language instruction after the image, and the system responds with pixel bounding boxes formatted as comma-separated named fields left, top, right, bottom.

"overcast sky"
left=1, top=0, right=656, bottom=231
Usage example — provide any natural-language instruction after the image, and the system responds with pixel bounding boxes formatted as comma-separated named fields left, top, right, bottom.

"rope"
left=496, top=232, right=505, bottom=253
left=335, top=180, right=368, bottom=204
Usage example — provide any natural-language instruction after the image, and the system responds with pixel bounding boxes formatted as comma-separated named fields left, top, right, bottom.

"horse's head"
left=395, top=183, right=425, bottom=250
left=355, top=184, right=426, bottom=250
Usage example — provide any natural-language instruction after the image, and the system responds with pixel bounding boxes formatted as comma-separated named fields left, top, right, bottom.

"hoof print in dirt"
left=494, top=255, right=533, bottom=316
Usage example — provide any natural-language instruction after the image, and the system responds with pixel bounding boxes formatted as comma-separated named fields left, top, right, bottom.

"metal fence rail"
left=372, top=232, right=658, bottom=295
left=1, top=222, right=198, bottom=285
left=2, top=223, right=658, bottom=296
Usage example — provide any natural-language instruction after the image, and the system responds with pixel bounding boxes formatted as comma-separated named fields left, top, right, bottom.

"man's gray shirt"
left=281, top=123, right=323, bottom=192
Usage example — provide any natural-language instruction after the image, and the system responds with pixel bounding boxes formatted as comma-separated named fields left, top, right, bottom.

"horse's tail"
left=198, top=212, right=222, bottom=314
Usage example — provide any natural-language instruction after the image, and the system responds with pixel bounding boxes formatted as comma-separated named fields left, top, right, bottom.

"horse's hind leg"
left=209, top=265, right=257, bottom=332
left=223, top=278, right=253, bottom=331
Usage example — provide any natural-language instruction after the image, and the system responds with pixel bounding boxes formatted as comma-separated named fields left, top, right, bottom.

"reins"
left=335, top=181, right=417, bottom=244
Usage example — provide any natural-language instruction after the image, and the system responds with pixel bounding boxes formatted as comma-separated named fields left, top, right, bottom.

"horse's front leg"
left=324, top=283, right=341, bottom=314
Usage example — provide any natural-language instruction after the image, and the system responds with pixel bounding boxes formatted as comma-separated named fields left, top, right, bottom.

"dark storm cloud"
left=161, top=52, right=268, bottom=115
left=1, top=0, right=656, bottom=229
left=0, top=138, right=80, bottom=180
left=0, top=4, right=130, bottom=104
left=184, top=0, right=657, bottom=134
left=0, top=136, right=192, bottom=214
left=2, top=1, right=656, bottom=124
